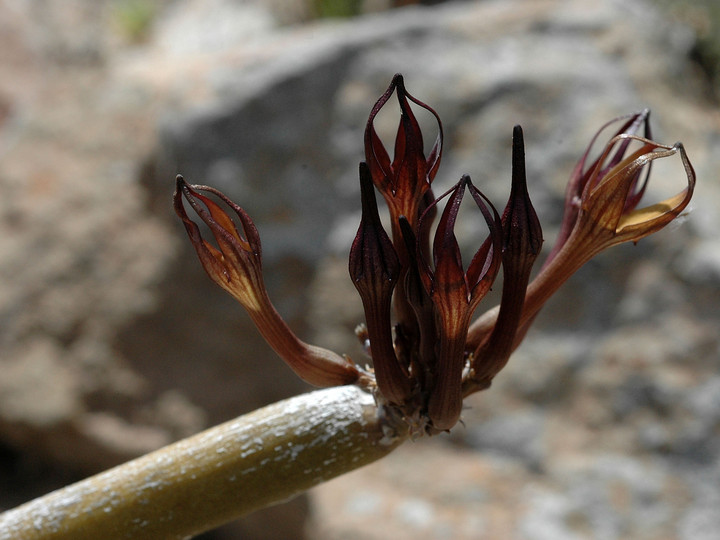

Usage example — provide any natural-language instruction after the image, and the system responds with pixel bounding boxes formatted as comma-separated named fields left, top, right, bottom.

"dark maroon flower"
left=175, top=76, right=695, bottom=435
left=467, top=126, right=542, bottom=390
left=349, top=163, right=411, bottom=404
left=363, top=74, right=444, bottom=346
left=364, top=73, right=443, bottom=237
left=416, top=176, right=503, bottom=430
left=515, top=118, right=695, bottom=331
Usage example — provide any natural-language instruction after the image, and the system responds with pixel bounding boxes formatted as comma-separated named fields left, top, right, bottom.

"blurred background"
left=0, top=0, right=719, bottom=538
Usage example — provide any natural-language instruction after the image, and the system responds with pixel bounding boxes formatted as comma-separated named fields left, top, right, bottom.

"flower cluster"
left=174, top=74, right=695, bottom=435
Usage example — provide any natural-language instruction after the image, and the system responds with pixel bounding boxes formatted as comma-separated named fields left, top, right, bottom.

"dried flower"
left=549, top=109, right=654, bottom=262
left=175, top=76, right=695, bottom=435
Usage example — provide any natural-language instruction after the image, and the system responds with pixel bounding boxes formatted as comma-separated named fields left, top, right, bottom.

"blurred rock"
left=457, top=409, right=547, bottom=471
left=0, top=0, right=718, bottom=538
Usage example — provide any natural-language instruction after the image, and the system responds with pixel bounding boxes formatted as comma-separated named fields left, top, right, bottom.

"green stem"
left=0, top=386, right=407, bottom=540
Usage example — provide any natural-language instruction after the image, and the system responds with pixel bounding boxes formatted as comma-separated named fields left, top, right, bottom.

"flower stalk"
left=0, top=387, right=406, bottom=540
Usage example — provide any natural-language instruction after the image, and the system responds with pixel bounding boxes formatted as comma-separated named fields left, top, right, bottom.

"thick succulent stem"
left=0, top=386, right=407, bottom=540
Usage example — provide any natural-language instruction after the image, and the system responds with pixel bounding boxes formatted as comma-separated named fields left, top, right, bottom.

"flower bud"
left=349, top=164, right=411, bottom=404
left=469, top=126, right=542, bottom=386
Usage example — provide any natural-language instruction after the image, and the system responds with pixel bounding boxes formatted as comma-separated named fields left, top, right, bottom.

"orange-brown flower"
left=174, top=176, right=360, bottom=388
left=364, top=73, right=443, bottom=239
left=516, top=117, right=695, bottom=330
left=467, top=113, right=694, bottom=358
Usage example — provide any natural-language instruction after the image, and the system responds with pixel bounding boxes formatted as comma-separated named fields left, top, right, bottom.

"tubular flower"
left=364, top=73, right=443, bottom=238
left=466, top=126, right=543, bottom=392
left=174, top=75, right=695, bottom=435
left=173, top=176, right=360, bottom=388
left=349, top=163, right=411, bottom=404
left=364, top=74, right=444, bottom=345
left=510, top=116, right=695, bottom=332
left=548, top=109, right=654, bottom=263
left=416, top=177, right=503, bottom=430
left=467, top=112, right=694, bottom=353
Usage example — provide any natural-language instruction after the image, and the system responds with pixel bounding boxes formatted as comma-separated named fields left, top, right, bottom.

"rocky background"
left=1, top=0, right=719, bottom=538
